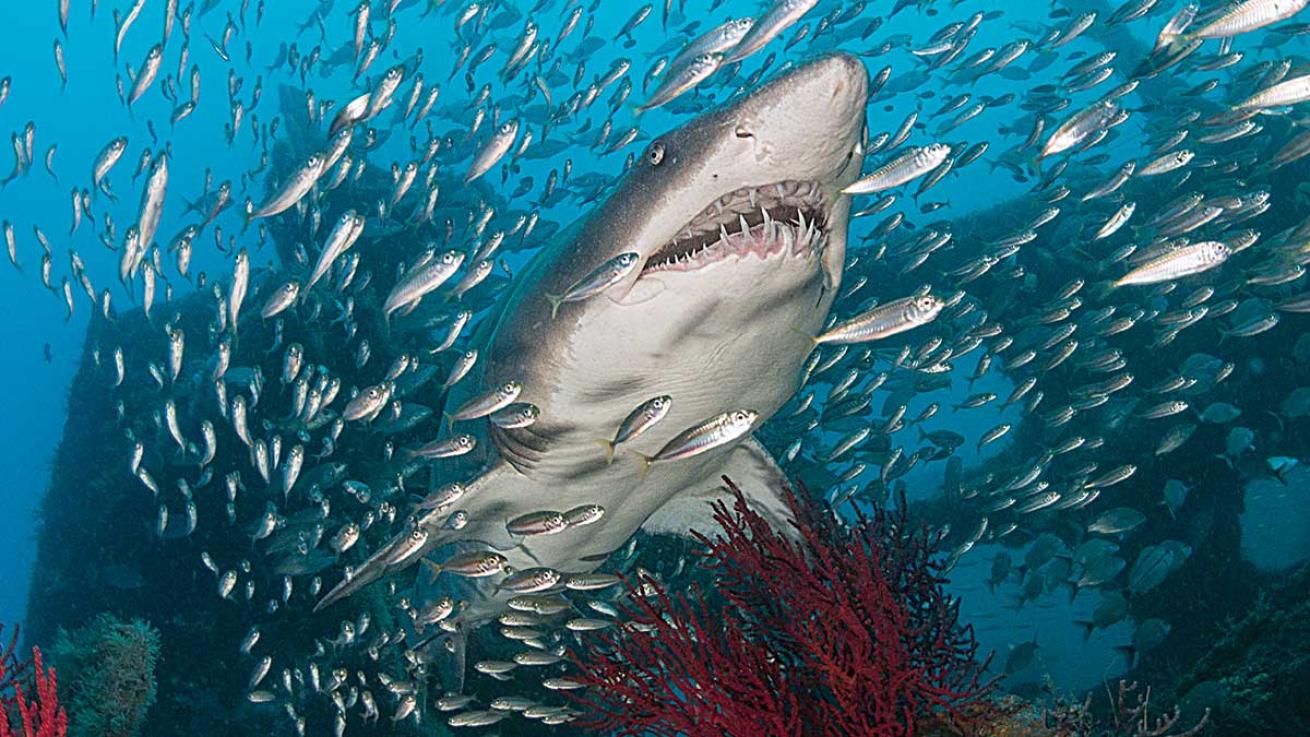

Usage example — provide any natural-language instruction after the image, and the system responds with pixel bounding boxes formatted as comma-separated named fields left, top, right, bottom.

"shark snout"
left=742, top=53, right=868, bottom=185
left=807, top=53, right=870, bottom=109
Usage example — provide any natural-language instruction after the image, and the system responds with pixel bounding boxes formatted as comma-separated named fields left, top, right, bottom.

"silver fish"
left=633, top=409, right=757, bottom=472
left=669, top=17, right=754, bottom=72
left=465, top=120, right=518, bottom=183
left=449, top=381, right=522, bottom=422
left=638, top=54, right=723, bottom=112
left=545, top=252, right=641, bottom=318
left=816, top=295, right=944, bottom=345
left=306, top=210, right=365, bottom=291
left=383, top=250, right=464, bottom=319
left=843, top=144, right=950, bottom=195
left=127, top=44, right=163, bottom=107
left=249, top=154, right=324, bottom=220
left=1113, top=242, right=1230, bottom=287
left=724, top=0, right=819, bottom=64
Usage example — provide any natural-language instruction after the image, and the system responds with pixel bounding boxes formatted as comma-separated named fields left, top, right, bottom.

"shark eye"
left=646, top=141, right=666, bottom=166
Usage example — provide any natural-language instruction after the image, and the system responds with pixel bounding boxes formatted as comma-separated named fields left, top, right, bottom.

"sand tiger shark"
left=316, top=53, right=869, bottom=627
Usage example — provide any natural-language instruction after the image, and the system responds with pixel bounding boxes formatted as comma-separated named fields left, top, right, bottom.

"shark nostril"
left=735, top=125, right=753, bottom=139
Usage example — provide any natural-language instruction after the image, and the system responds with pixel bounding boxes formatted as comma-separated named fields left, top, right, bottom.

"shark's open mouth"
left=643, top=180, right=830, bottom=273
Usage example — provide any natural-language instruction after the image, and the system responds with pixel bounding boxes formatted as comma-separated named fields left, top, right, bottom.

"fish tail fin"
left=545, top=292, right=563, bottom=320
left=1089, top=279, right=1117, bottom=301
left=1074, top=620, right=1095, bottom=642
left=630, top=451, right=653, bottom=480
left=595, top=438, right=616, bottom=464
left=1113, top=644, right=1137, bottom=669
left=789, top=326, right=820, bottom=350
left=420, top=558, right=443, bottom=578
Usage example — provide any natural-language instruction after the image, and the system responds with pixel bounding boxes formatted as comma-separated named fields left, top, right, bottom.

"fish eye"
left=646, top=141, right=666, bottom=166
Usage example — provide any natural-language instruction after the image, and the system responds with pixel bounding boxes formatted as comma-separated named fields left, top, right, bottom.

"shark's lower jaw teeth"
left=643, top=180, right=829, bottom=273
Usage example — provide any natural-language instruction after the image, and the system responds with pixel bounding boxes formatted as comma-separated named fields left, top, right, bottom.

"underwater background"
left=0, top=0, right=1308, bottom=735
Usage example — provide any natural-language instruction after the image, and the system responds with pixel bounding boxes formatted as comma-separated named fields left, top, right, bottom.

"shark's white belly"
left=449, top=243, right=834, bottom=580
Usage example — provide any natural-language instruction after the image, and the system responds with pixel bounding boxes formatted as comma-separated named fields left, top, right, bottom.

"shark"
left=315, top=53, right=870, bottom=629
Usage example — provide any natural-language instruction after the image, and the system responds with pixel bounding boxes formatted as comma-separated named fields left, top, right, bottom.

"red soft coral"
left=570, top=478, right=995, bottom=737
left=1, top=625, right=68, bottom=737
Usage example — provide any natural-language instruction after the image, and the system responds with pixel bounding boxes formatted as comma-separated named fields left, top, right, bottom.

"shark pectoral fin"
left=640, top=436, right=797, bottom=540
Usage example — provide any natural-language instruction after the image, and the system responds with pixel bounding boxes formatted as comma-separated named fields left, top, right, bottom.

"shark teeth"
left=643, top=180, right=829, bottom=273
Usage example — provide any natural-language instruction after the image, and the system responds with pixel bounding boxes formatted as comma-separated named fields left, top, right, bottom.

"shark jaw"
left=642, top=180, right=831, bottom=275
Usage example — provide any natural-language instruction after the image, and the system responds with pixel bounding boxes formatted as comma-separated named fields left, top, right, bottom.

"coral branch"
left=0, top=625, right=31, bottom=710
left=571, top=581, right=801, bottom=737
left=569, top=478, right=996, bottom=736
left=1, top=626, right=68, bottom=737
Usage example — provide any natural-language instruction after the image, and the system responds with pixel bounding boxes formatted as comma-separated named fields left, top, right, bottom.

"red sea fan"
left=1, top=625, right=68, bottom=737
left=0, top=625, right=31, bottom=709
left=570, top=478, right=995, bottom=737
left=572, top=582, right=803, bottom=737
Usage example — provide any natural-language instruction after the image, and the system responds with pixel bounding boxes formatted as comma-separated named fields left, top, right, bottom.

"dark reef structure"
left=569, top=480, right=997, bottom=737
left=1170, top=558, right=1310, bottom=736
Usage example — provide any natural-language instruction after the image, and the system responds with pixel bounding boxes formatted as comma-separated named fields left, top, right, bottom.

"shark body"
left=316, top=53, right=869, bottom=624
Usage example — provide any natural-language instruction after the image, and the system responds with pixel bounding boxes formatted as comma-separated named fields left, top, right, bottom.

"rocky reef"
left=1171, top=558, right=1310, bottom=736
left=49, top=615, right=159, bottom=737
